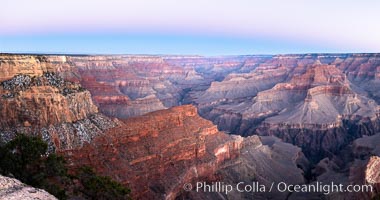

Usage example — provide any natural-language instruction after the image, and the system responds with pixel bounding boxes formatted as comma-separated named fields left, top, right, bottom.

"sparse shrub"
left=75, top=166, right=131, bottom=200
left=0, top=134, right=131, bottom=200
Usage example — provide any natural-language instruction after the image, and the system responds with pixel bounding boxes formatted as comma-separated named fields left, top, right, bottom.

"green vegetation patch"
left=0, top=134, right=131, bottom=200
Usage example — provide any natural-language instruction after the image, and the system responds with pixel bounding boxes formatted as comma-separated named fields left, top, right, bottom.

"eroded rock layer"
left=0, top=55, right=117, bottom=151
left=1, top=53, right=380, bottom=200
left=64, top=105, right=307, bottom=200
left=194, top=54, right=380, bottom=161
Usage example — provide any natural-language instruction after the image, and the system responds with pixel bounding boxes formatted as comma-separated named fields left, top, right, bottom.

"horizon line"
left=2, top=52, right=380, bottom=57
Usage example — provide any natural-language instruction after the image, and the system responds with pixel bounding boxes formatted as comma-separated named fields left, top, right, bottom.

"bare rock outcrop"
left=196, top=58, right=380, bottom=162
left=365, top=156, right=380, bottom=196
left=64, top=105, right=307, bottom=200
left=0, top=56, right=117, bottom=151
left=0, top=175, right=57, bottom=200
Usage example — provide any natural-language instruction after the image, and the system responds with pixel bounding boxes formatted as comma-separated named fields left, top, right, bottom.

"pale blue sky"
left=1, top=0, right=379, bottom=55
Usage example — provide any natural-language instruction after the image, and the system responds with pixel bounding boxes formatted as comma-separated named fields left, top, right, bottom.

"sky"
left=1, top=0, right=379, bottom=55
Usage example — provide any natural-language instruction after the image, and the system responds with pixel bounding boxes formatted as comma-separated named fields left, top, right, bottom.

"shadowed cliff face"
left=299, top=131, right=380, bottom=200
left=193, top=55, right=380, bottom=162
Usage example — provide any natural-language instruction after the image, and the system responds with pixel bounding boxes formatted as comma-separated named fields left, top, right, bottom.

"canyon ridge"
left=0, top=53, right=379, bottom=200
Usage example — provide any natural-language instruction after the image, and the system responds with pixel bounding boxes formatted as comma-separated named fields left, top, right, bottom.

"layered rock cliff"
left=64, top=105, right=307, bottom=200
left=74, top=55, right=260, bottom=118
left=194, top=54, right=380, bottom=162
left=0, top=55, right=117, bottom=151
left=1, top=53, right=380, bottom=199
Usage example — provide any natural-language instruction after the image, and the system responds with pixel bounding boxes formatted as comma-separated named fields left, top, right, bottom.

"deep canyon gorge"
left=0, top=53, right=380, bottom=200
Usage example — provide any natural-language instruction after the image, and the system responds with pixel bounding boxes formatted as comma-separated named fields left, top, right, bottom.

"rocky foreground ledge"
left=0, top=175, right=57, bottom=200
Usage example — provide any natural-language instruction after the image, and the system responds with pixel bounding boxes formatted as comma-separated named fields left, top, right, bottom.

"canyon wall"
left=0, top=54, right=118, bottom=151
left=2, top=53, right=380, bottom=162
left=194, top=54, right=380, bottom=161
left=1, top=53, right=380, bottom=199
left=64, top=105, right=307, bottom=200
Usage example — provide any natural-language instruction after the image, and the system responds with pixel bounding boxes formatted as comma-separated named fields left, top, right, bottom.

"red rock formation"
left=72, top=55, right=206, bottom=118
left=2, top=53, right=380, bottom=199
left=64, top=105, right=307, bottom=200
left=0, top=86, right=97, bottom=128
left=64, top=105, right=235, bottom=199
left=0, top=55, right=116, bottom=151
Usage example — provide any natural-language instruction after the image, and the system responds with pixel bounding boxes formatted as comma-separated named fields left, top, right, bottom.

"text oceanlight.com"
left=184, top=182, right=374, bottom=195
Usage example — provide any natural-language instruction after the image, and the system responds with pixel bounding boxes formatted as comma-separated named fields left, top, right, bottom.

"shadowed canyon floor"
left=0, top=53, right=380, bottom=199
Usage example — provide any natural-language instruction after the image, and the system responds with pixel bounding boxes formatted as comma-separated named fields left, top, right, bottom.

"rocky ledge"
left=0, top=175, right=57, bottom=200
